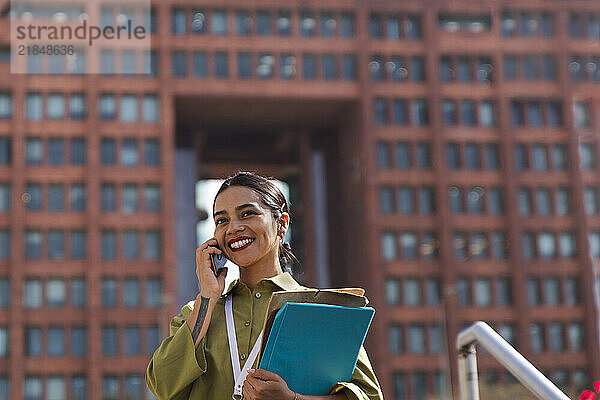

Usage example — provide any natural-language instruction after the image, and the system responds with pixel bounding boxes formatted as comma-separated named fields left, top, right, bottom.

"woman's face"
left=213, top=186, right=283, bottom=268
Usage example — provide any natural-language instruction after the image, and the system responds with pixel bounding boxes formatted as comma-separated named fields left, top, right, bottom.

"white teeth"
left=230, top=238, right=254, bottom=249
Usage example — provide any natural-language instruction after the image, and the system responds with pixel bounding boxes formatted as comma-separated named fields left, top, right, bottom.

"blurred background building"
left=0, top=0, right=600, bottom=399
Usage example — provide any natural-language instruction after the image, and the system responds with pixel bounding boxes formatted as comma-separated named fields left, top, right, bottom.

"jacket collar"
left=222, top=271, right=303, bottom=298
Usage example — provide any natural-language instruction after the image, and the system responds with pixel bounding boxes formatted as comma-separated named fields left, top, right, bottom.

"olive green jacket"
left=146, top=272, right=384, bottom=400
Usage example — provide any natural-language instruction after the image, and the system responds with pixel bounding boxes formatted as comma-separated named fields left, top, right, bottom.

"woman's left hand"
left=242, top=369, right=295, bottom=400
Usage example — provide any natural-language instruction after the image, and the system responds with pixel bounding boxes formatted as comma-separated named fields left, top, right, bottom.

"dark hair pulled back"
left=213, top=172, right=301, bottom=275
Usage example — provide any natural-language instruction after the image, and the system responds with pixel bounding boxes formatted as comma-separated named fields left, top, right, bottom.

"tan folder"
left=258, top=288, right=369, bottom=362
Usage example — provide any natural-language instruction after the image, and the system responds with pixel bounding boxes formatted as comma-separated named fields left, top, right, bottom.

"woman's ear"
left=279, top=212, right=290, bottom=238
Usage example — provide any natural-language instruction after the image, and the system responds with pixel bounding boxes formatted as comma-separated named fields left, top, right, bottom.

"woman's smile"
left=228, top=237, right=255, bottom=251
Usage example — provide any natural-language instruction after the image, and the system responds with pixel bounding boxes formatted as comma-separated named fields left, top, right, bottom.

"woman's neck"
left=239, top=254, right=283, bottom=291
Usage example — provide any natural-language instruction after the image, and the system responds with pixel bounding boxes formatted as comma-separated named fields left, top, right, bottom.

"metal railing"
left=456, top=321, right=571, bottom=400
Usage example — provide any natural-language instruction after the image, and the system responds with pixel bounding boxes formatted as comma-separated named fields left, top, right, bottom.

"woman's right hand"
left=196, top=238, right=228, bottom=300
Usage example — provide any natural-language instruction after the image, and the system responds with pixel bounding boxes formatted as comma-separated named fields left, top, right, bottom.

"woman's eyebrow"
left=213, top=203, right=258, bottom=218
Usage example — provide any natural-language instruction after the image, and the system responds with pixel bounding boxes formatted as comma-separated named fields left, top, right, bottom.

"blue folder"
left=258, top=302, right=375, bottom=396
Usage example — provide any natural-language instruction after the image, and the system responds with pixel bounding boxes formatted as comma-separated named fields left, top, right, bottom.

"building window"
left=277, top=11, right=292, bottom=36
left=25, top=183, right=42, bottom=211
left=0, top=93, right=12, bottom=119
left=172, top=51, right=186, bottom=77
left=535, top=188, right=551, bottom=216
left=23, top=376, right=42, bottom=400
left=25, top=327, right=42, bottom=357
left=124, top=278, right=140, bottom=308
left=142, top=95, right=159, bottom=123
left=395, top=142, right=411, bottom=170
left=215, top=52, right=229, bottom=78
left=47, top=94, right=65, bottom=120
left=121, top=139, right=138, bottom=166
left=0, top=279, right=9, bottom=308
left=407, top=324, right=425, bottom=354
left=538, top=232, right=556, bottom=259
left=124, top=375, right=143, bottom=400
left=99, top=94, right=116, bottom=120
left=101, top=278, right=117, bottom=308
left=23, top=279, right=42, bottom=309
left=46, top=183, right=64, bottom=212
left=479, top=101, right=496, bottom=126
left=70, top=138, right=86, bottom=165
left=46, top=279, right=65, bottom=308
left=235, top=11, right=250, bottom=36
left=48, top=327, right=65, bottom=356
left=122, top=184, right=138, bottom=214
left=300, top=11, right=316, bottom=37
left=26, top=93, right=43, bottom=121
left=100, top=138, right=116, bottom=166
left=376, top=142, right=391, bottom=169
left=457, top=278, right=470, bottom=306
left=0, top=231, right=9, bottom=261
left=145, top=230, right=161, bottom=260
left=393, top=373, right=408, bottom=400
left=399, top=232, right=417, bottom=260
left=559, top=232, right=576, bottom=258
left=147, top=326, right=161, bottom=356
left=580, top=143, right=596, bottom=170
left=419, top=187, right=435, bottom=215
left=48, top=230, right=65, bottom=260
left=565, top=277, right=580, bottom=306
left=0, top=184, right=13, bottom=212
left=381, top=232, right=396, bottom=261
left=189, top=52, right=207, bottom=78
left=120, top=95, right=138, bottom=123
left=102, top=326, right=118, bottom=356
left=70, top=278, right=86, bottom=308
left=0, top=138, right=10, bottom=165
left=429, top=324, right=444, bottom=354
left=71, top=327, right=87, bottom=357
left=123, top=230, right=140, bottom=260
left=146, top=278, right=162, bottom=307
left=473, top=278, right=491, bottom=306
left=124, top=326, right=141, bottom=355
left=385, top=278, right=399, bottom=305
left=388, top=325, right=403, bottom=354
left=568, top=323, right=584, bottom=351
left=544, top=277, right=560, bottom=306
left=70, top=230, right=86, bottom=260
left=101, top=184, right=116, bottom=212
left=99, top=49, right=115, bottom=74
left=379, top=187, right=394, bottom=214
left=403, top=278, right=421, bottom=306
left=171, top=8, right=186, bottom=35
left=144, top=139, right=161, bottom=166
left=425, top=278, right=440, bottom=306
left=212, top=10, right=227, bottom=35
left=548, top=322, right=564, bottom=352
left=552, top=144, right=567, bottom=170
left=25, top=230, right=42, bottom=260
left=302, top=54, right=316, bottom=80
left=340, top=13, right=355, bottom=37
left=25, top=138, right=43, bottom=165
left=322, top=54, right=337, bottom=80
left=397, top=187, right=414, bottom=215
left=0, top=326, right=7, bottom=358
left=101, top=230, right=116, bottom=260
left=530, top=323, right=545, bottom=353
left=496, top=278, right=512, bottom=306
left=70, top=184, right=86, bottom=212
left=237, top=52, right=252, bottom=79
left=416, top=142, right=431, bottom=169
left=464, top=143, right=480, bottom=170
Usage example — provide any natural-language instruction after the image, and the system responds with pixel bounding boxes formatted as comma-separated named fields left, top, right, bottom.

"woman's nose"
left=227, top=218, right=244, bottom=234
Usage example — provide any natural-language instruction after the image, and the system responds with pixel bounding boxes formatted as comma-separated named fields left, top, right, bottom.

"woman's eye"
left=242, top=210, right=255, bottom=217
left=215, top=218, right=227, bottom=225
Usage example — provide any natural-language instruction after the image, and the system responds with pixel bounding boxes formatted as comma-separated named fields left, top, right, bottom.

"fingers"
left=247, top=369, right=280, bottom=382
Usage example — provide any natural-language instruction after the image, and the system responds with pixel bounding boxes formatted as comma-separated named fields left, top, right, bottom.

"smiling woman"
left=146, top=171, right=383, bottom=400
